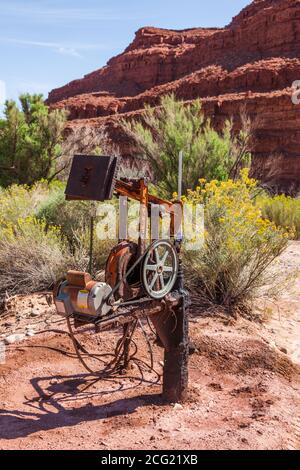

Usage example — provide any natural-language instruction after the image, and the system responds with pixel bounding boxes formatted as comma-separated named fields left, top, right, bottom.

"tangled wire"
left=59, top=317, right=162, bottom=387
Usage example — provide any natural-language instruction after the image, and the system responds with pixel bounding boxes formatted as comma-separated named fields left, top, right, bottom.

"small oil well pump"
left=53, top=154, right=189, bottom=402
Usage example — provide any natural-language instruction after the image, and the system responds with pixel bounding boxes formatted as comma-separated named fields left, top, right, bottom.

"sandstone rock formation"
left=48, top=0, right=300, bottom=192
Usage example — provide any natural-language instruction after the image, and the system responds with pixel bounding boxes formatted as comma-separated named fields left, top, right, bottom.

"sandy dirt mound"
left=0, top=315, right=299, bottom=450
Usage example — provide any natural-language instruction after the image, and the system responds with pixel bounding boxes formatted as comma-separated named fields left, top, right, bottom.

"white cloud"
left=0, top=80, right=6, bottom=105
left=57, top=47, right=81, bottom=58
left=0, top=37, right=110, bottom=58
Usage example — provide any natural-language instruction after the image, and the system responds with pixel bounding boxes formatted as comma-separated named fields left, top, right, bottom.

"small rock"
left=99, top=441, right=108, bottom=447
left=30, top=309, right=41, bottom=317
left=239, top=423, right=250, bottom=429
left=26, top=331, right=35, bottom=337
left=188, top=342, right=197, bottom=355
left=173, top=403, right=183, bottom=410
left=278, top=346, right=288, bottom=355
left=4, top=334, right=26, bottom=345
left=209, top=383, right=223, bottom=391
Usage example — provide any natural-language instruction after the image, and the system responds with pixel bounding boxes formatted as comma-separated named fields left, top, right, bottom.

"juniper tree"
left=0, top=94, right=68, bottom=187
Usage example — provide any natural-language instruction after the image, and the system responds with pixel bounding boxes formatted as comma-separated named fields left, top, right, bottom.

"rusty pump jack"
left=53, top=154, right=189, bottom=402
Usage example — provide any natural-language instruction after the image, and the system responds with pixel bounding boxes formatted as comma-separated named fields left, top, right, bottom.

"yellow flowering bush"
left=0, top=182, right=113, bottom=302
left=184, top=170, right=291, bottom=312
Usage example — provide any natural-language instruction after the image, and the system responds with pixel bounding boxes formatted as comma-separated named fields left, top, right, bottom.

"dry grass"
left=0, top=218, right=72, bottom=302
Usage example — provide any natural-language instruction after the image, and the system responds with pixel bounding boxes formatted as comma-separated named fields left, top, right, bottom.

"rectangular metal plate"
left=65, top=154, right=119, bottom=201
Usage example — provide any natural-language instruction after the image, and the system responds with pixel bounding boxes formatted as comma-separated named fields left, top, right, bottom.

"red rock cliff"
left=48, top=0, right=300, bottom=192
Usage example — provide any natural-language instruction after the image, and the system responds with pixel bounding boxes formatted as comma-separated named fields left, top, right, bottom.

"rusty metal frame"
left=58, top=161, right=189, bottom=402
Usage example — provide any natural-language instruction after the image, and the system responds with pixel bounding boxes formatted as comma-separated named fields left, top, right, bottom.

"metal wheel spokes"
left=142, top=240, right=178, bottom=299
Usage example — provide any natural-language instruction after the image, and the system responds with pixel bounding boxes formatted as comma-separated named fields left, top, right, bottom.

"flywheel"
left=141, top=240, right=178, bottom=299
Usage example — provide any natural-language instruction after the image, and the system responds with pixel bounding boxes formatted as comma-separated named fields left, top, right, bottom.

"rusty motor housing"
left=105, top=241, right=142, bottom=301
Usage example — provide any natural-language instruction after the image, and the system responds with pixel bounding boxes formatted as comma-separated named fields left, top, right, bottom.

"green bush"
left=122, top=94, right=252, bottom=198
left=258, top=194, right=300, bottom=240
left=36, top=184, right=115, bottom=270
left=36, top=183, right=90, bottom=241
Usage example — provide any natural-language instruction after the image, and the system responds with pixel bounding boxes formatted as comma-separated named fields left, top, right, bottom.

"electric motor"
left=54, top=271, right=113, bottom=321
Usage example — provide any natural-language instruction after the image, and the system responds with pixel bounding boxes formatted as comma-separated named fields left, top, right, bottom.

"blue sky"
left=0, top=0, right=250, bottom=107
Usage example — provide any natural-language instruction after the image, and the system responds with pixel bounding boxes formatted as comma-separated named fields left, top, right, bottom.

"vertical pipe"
left=89, top=202, right=97, bottom=276
left=177, top=151, right=184, bottom=242
left=162, top=296, right=189, bottom=403
left=178, top=150, right=183, bottom=200
left=89, top=215, right=94, bottom=276
left=138, top=178, right=148, bottom=257
left=119, top=196, right=128, bottom=241
left=162, top=149, right=189, bottom=403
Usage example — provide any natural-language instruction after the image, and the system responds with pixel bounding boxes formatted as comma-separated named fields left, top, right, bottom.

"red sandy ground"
left=0, top=244, right=300, bottom=450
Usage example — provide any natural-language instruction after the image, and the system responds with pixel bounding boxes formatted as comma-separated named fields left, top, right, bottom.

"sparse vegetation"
left=0, top=217, right=71, bottom=298
left=0, top=92, right=297, bottom=318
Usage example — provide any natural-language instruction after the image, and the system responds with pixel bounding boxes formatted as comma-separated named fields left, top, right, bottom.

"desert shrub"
left=258, top=194, right=300, bottom=240
left=0, top=217, right=73, bottom=298
left=36, top=185, right=115, bottom=270
left=72, top=225, right=116, bottom=273
left=122, top=94, right=253, bottom=198
left=36, top=183, right=90, bottom=241
left=183, top=170, right=291, bottom=313
left=0, top=181, right=51, bottom=225
left=0, top=182, right=114, bottom=303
